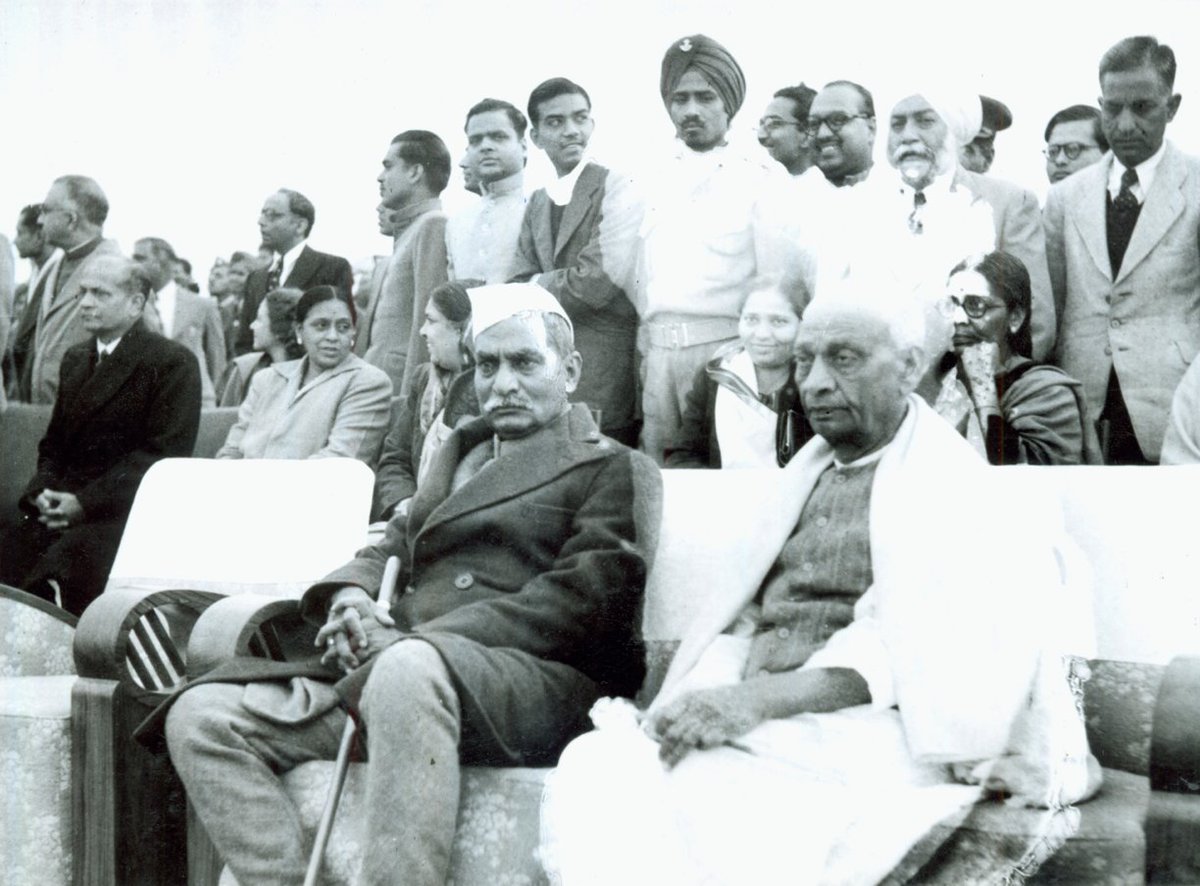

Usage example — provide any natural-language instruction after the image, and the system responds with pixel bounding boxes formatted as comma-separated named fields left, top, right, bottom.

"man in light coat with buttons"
left=162, top=283, right=660, bottom=886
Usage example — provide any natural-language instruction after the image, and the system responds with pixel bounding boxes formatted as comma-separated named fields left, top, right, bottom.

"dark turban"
left=660, top=34, right=746, bottom=118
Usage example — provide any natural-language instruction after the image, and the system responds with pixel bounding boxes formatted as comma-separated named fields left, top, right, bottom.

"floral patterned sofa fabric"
left=0, top=586, right=79, bottom=886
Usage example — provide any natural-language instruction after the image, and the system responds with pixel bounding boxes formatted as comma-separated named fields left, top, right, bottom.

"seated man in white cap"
left=159, top=282, right=660, bottom=886
left=541, top=288, right=1098, bottom=886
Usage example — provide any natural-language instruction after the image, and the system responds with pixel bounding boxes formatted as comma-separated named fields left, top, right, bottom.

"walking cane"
left=304, top=555, right=402, bottom=886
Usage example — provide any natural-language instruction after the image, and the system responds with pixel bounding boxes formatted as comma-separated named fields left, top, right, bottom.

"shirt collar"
left=278, top=239, right=307, bottom=273
left=390, top=197, right=443, bottom=233
left=66, top=235, right=102, bottom=260
left=481, top=171, right=524, bottom=199
left=1108, top=140, right=1168, bottom=201
left=545, top=158, right=592, bottom=206
left=96, top=334, right=123, bottom=357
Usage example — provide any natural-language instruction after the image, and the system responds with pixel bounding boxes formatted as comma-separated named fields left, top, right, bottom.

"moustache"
left=895, top=147, right=935, bottom=163
left=486, top=398, right=531, bottom=412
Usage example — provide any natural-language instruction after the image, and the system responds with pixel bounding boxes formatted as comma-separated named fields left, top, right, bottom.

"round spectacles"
left=937, top=295, right=1003, bottom=320
left=1043, top=143, right=1098, bottom=161
left=804, top=113, right=872, bottom=136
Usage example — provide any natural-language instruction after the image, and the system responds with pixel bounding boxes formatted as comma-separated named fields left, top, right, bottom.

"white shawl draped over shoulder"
left=652, top=394, right=1079, bottom=764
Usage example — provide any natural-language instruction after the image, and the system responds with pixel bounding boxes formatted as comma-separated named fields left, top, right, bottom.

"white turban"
left=466, top=282, right=573, bottom=343
left=917, top=90, right=983, bottom=150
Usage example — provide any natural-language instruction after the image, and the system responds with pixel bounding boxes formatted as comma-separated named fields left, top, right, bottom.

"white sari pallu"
left=540, top=396, right=1096, bottom=885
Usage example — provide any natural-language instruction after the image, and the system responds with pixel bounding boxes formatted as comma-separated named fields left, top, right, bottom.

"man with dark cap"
left=640, top=33, right=787, bottom=464
left=959, top=95, right=1012, bottom=174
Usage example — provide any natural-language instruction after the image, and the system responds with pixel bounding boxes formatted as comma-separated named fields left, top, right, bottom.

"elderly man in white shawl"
left=540, top=289, right=1100, bottom=886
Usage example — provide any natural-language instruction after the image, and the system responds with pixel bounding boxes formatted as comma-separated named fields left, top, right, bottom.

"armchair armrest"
left=187, top=593, right=318, bottom=679
left=74, top=587, right=224, bottom=696
left=1146, top=654, right=1200, bottom=883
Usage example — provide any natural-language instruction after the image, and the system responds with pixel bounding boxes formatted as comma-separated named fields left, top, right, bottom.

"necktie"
left=266, top=256, right=283, bottom=291
left=144, top=294, right=165, bottom=335
left=94, top=349, right=107, bottom=374
left=908, top=190, right=927, bottom=235
left=1114, top=167, right=1139, bottom=213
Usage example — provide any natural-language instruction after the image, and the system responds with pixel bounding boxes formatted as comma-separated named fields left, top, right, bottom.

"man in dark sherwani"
left=164, top=282, right=660, bottom=886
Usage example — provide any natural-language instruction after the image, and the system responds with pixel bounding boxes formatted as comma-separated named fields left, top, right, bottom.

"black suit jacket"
left=234, top=245, right=354, bottom=355
left=23, top=322, right=202, bottom=522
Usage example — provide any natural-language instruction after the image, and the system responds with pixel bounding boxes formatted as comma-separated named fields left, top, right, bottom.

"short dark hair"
left=822, top=80, right=875, bottom=118
left=279, top=188, right=316, bottom=237
left=54, top=175, right=109, bottom=227
left=1043, top=104, right=1109, bottom=152
left=465, top=98, right=528, bottom=140
left=1099, top=35, right=1177, bottom=90
left=138, top=236, right=178, bottom=265
left=772, top=84, right=817, bottom=122
left=390, top=130, right=452, bottom=195
left=296, top=284, right=356, bottom=328
left=18, top=204, right=42, bottom=231
left=527, top=78, right=591, bottom=127
left=950, top=251, right=1033, bottom=359
left=265, top=287, right=306, bottom=358
left=229, top=250, right=257, bottom=266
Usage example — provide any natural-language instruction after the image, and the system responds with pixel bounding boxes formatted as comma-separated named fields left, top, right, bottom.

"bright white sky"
left=1, top=0, right=1197, bottom=285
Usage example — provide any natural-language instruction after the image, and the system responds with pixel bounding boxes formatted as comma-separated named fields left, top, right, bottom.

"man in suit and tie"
left=5, top=205, right=59, bottom=400
left=356, top=130, right=451, bottom=397
left=133, top=237, right=227, bottom=407
left=15, top=175, right=122, bottom=404
left=510, top=78, right=644, bottom=446
left=234, top=189, right=354, bottom=355
left=162, top=283, right=656, bottom=886
left=0, top=255, right=201, bottom=615
left=1046, top=35, right=1199, bottom=464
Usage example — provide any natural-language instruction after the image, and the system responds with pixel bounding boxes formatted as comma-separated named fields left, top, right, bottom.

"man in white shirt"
left=446, top=99, right=528, bottom=283
left=639, top=33, right=783, bottom=463
left=133, top=237, right=227, bottom=407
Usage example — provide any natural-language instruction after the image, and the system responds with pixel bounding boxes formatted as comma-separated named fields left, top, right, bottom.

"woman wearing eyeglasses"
left=935, top=251, right=1100, bottom=464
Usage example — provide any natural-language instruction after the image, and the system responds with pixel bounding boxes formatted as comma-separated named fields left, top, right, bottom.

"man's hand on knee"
left=648, top=685, right=765, bottom=769
left=315, top=586, right=399, bottom=673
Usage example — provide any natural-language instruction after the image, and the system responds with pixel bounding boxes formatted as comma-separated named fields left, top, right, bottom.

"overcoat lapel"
left=63, top=327, right=146, bottom=429
left=1069, top=156, right=1116, bottom=281
left=554, top=165, right=604, bottom=259
left=1116, top=144, right=1187, bottom=284
left=413, top=406, right=606, bottom=538
left=284, top=245, right=319, bottom=289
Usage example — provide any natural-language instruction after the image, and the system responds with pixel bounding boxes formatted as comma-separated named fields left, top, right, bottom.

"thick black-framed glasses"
left=804, top=113, right=872, bottom=136
left=938, top=295, right=1003, bottom=320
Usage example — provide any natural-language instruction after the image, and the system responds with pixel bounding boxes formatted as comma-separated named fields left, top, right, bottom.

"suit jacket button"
left=404, top=585, right=416, bottom=596
left=454, top=572, right=475, bottom=590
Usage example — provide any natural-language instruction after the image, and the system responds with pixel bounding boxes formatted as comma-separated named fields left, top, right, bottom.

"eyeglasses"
left=937, top=294, right=1004, bottom=320
left=756, top=116, right=802, bottom=134
left=1043, top=142, right=1099, bottom=161
left=804, top=113, right=872, bottom=136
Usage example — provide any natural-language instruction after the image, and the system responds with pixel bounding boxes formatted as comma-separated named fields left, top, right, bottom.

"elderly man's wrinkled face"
left=794, top=311, right=918, bottom=462
left=1100, top=65, right=1180, bottom=170
left=807, top=84, right=875, bottom=183
left=888, top=95, right=951, bottom=189
left=475, top=315, right=581, bottom=439
left=669, top=69, right=730, bottom=152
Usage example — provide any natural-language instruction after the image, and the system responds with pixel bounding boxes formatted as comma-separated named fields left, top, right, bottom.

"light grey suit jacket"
left=29, top=238, right=122, bottom=404
left=216, top=353, right=392, bottom=464
left=169, top=289, right=227, bottom=408
left=1045, top=141, right=1200, bottom=461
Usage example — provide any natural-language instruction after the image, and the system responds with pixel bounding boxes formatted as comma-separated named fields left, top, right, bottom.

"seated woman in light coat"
left=216, top=285, right=392, bottom=464
left=665, top=282, right=812, bottom=469
left=933, top=251, right=1100, bottom=465
left=217, top=287, right=305, bottom=407
left=372, top=280, right=480, bottom=520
